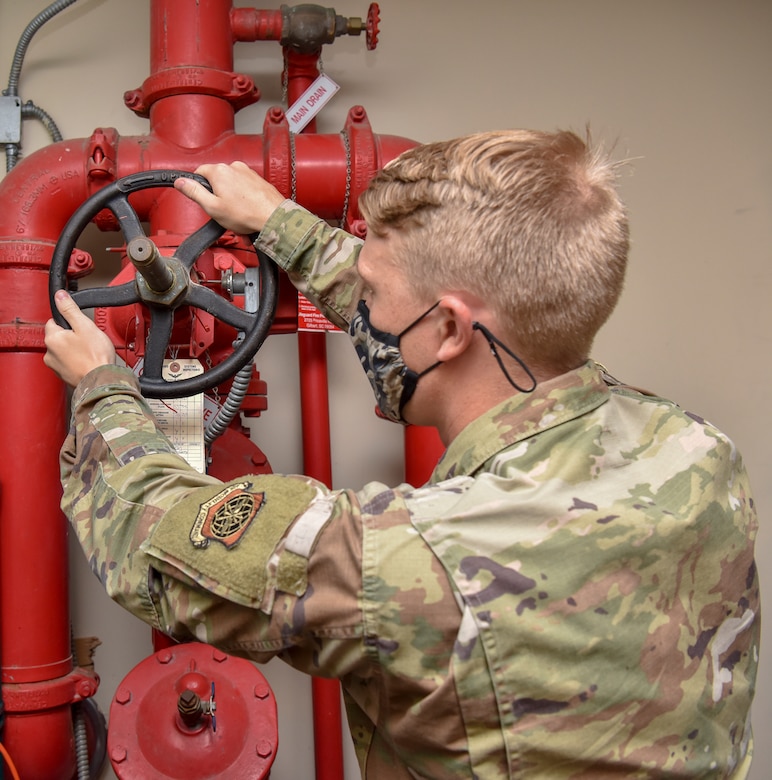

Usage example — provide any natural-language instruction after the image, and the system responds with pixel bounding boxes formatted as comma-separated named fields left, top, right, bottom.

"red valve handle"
left=366, top=3, right=380, bottom=50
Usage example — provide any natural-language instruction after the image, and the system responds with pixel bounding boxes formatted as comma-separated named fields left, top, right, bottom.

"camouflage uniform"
left=62, top=203, right=759, bottom=779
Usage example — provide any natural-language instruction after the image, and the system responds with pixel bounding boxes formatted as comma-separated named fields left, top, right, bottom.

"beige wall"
left=1, top=1, right=769, bottom=778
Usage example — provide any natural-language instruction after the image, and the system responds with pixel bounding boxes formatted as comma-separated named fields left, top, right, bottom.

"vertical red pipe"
left=286, top=49, right=346, bottom=780
left=0, top=149, right=83, bottom=776
left=147, top=0, right=238, bottom=655
left=148, top=0, right=237, bottom=149
left=151, top=0, right=233, bottom=72
left=0, top=357, right=74, bottom=780
left=404, top=425, right=445, bottom=486
left=298, top=335, right=346, bottom=780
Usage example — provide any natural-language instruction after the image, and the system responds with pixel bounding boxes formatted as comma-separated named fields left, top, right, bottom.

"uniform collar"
left=430, top=361, right=611, bottom=482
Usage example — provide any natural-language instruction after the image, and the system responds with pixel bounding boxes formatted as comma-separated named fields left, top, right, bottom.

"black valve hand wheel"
left=49, top=169, right=278, bottom=399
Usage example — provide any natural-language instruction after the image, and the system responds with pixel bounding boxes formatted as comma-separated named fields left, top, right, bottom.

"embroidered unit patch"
left=190, top=481, right=264, bottom=549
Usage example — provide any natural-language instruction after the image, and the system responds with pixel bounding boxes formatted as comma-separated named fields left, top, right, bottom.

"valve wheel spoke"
left=185, top=283, right=254, bottom=332
left=144, top=308, right=174, bottom=379
left=107, top=193, right=146, bottom=244
left=177, top=220, right=226, bottom=270
left=71, top=281, right=139, bottom=310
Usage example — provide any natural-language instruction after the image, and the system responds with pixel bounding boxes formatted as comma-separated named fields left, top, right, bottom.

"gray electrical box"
left=0, top=96, right=22, bottom=144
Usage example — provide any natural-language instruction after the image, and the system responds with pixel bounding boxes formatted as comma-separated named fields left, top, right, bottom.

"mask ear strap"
left=472, top=322, right=537, bottom=393
left=398, top=300, right=442, bottom=339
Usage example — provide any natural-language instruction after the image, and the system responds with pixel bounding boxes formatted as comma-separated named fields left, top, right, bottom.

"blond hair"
left=358, top=129, right=629, bottom=371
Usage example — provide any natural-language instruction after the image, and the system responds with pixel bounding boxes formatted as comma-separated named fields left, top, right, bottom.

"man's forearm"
left=255, top=201, right=366, bottom=329
left=61, top=365, right=223, bottom=626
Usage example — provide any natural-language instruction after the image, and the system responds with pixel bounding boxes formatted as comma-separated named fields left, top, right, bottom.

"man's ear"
left=435, top=294, right=479, bottom=362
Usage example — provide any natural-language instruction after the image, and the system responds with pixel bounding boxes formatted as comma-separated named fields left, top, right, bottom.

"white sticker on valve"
left=146, top=359, right=206, bottom=474
left=287, top=74, right=340, bottom=133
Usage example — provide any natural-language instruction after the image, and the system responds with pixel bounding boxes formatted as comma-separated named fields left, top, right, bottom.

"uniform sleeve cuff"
left=253, top=201, right=327, bottom=273
left=72, top=364, right=140, bottom=408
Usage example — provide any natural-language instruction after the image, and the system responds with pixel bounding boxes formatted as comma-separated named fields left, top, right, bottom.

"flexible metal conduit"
left=204, top=361, right=253, bottom=445
left=3, top=0, right=77, bottom=170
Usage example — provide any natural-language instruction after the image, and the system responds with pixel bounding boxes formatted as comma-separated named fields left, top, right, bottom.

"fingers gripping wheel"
left=49, top=170, right=278, bottom=398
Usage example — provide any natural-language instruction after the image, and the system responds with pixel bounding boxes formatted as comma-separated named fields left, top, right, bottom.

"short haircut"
left=358, top=129, right=630, bottom=372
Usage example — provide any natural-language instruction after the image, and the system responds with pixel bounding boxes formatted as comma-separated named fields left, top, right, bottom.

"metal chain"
left=340, top=130, right=351, bottom=228
left=281, top=52, right=288, bottom=106
left=281, top=50, right=297, bottom=201
left=289, top=130, right=297, bottom=201
left=288, top=125, right=350, bottom=221
left=282, top=54, right=341, bottom=213
left=282, top=54, right=323, bottom=102
left=204, top=350, right=221, bottom=408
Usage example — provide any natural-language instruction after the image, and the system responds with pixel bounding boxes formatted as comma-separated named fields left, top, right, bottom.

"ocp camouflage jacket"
left=61, top=203, right=759, bottom=779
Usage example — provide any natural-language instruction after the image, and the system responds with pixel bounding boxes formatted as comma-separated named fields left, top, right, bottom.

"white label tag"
left=286, top=74, right=340, bottom=133
left=146, top=359, right=207, bottom=474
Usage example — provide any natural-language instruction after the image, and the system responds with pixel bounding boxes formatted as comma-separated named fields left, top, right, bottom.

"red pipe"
left=284, top=48, right=346, bottom=780
left=404, top=425, right=445, bottom=486
left=0, top=140, right=93, bottom=780
left=298, top=333, right=346, bottom=780
left=0, top=1, right=417, bottom=776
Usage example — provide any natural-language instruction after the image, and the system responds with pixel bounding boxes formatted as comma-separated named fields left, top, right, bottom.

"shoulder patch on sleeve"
left=189, top=481, right=263, bottom=549
left=143, top=475, right=319, bottom=612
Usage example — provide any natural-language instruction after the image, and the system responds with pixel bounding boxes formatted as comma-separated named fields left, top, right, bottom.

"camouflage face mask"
left=349, top=300, right=441, bottom=424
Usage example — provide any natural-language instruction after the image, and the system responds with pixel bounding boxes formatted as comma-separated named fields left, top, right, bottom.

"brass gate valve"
left=280, top=3, right=380, bottom=53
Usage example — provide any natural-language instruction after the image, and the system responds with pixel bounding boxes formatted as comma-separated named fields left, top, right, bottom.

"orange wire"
left=0, top=741, right=22, bottom=780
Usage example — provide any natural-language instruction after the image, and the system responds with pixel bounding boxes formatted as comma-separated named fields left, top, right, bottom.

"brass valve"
left=281, top=3, right=380, bottom=53
left=177, top=683, right=217, bottom=731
